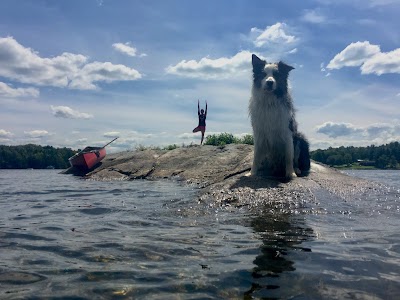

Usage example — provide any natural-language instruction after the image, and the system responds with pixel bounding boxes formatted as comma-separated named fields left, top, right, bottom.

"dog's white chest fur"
left=249, top=87, right=294, bottom=178
left=250, top=88, right=292, bottom=139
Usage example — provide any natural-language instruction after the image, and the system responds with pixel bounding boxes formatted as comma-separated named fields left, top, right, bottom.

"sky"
left=0, top=0, right=399, bottom=152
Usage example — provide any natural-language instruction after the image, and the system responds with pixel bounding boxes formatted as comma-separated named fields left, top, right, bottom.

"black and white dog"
left=249, top=54, right=310, bottom=180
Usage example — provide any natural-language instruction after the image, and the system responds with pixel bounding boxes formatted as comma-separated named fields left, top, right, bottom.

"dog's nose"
left=266, top=80, right=274, bottom=89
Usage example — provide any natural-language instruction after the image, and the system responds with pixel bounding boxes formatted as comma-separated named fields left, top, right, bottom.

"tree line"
left=204, top=133, right=400, bottom=169
left=1, top=138, right=399, bottom=170
left=311, top=142, right=400, bottom=169
left=0, top=144, right=76, bottom=169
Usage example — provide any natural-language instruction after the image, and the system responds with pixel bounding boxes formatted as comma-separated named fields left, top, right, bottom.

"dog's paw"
left=294, top=167, right=301, bottom=177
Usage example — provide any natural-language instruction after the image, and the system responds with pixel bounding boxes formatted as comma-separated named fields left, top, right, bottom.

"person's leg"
left=200, top=128, right=205, bottom=145
left=193, top=126, right=200, bottom=133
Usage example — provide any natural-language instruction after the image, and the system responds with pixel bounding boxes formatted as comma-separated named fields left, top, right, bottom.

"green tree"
left=375, top=154, right=389, bottom=169
left=204, top=133, right=239, bottom=146
left=240, top=134, right=254, bottom=145
left=389, top=156, right=398, bottom=169
left=344, top=153, right=353, bottom=165
left=0, top=144, right=76, bottom=169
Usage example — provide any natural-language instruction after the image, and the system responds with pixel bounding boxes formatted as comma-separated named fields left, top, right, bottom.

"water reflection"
left=245, top=207, right=314, bottom=298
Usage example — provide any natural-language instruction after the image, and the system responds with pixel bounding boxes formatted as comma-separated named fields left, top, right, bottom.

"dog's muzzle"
left=265, top=79, right=275, bottom=91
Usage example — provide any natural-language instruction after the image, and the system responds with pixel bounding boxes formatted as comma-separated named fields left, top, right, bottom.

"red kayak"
left=68, top=137, right=118, bottom=170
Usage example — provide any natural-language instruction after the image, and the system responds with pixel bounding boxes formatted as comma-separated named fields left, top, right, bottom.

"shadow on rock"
left=229, top=175, right=281, bottom=190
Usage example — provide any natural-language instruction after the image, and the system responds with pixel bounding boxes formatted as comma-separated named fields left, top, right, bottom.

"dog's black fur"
left=249, top=54, right=310, bottom=178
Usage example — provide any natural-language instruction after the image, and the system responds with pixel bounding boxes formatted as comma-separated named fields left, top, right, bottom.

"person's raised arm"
left=205, top=101, right=208, bottom=116
left=198, top=99, right=200, bottom=115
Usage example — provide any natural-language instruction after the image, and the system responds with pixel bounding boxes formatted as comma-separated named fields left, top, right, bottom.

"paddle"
left=102, top=137, right=119, bottom=148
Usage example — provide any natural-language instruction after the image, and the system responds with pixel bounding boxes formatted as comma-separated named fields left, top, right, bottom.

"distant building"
left=357, top=159, right=375, bottom=166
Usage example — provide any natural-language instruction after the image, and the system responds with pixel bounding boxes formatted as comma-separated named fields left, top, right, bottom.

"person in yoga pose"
left=193, top=100, right=207, bottom=145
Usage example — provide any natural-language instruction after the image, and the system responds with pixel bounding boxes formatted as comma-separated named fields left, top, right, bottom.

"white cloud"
left=166, top=23, right=299, bottom=79
left=50, top=105, right=94, bottom=119
left=24, top=130, right=50, bottom=138
left=0, top=36, right=142, bottom=90
left=320, top=62, right=331, bottom=77
left=301, top=9, right=326, bottom=23
left=316, top=121, right=400, bottom=140
left=327, top=41, right=381, bottom=69
left=327, top=41, right=400, bottom=75
left=128, top=130, right=153, bottom=139
left=0, top=129, right=13, bottom=138
left=251, top=22, right=297, bottom=47
left=316, top=122, right=362, bottom=138
left=112, top=42, right=137, bottom=57
left=177, top=132, right=197, bottom=140
left=0, top=82, right=39, bottom=98
left=68, top=61, right=142, bottom=90
left=105, top=130, right=154, bottom=149
left=360, top=48, right=400, bottom=75
left=104, top=131, right=120, bottom=138
left=165, top=50, right=252, bottom=79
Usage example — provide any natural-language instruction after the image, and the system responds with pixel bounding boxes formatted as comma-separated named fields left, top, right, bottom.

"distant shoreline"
left=334, top=164, right=400, bottom=170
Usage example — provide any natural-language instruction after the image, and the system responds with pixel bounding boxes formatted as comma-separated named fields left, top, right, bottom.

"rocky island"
left=70, top=144, right=378, bottom=209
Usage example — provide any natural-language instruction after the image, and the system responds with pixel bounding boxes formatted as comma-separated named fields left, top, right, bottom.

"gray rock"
left=78, top=144, right=378, bottom=208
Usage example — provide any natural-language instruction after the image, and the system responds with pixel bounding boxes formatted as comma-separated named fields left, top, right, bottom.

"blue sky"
left=0, top=0, right=399, bottom=152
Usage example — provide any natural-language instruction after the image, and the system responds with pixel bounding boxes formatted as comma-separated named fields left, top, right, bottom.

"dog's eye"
left=254, top=71, right=266, bottom=80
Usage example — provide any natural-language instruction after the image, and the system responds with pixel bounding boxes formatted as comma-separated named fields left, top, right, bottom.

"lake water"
left=0, top=169, right=399, bottom=299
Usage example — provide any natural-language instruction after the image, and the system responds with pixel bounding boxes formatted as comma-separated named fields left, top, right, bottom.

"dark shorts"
left=193, top=126, right=206, bottom=133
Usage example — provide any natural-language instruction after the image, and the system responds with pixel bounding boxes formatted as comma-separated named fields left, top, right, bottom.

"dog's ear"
left=252, top=54, right=265, bottom=70
left=278, top=61, right=294, bottom=73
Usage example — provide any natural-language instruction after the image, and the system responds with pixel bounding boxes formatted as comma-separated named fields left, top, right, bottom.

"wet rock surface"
left=74, top=144, right=378, bottom=208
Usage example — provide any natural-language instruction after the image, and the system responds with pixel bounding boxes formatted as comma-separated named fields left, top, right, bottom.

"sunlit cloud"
left=0, top=82, right=39, bottom=98
left=24, top=130, right=50, bottom=138
left=113, top=42, right=137, bottom=57
left=166, top=22, right=300, bottom=79
left=103, top=131, right=120, bottom=138
left=0, top=129, right=13, bottom=138
left=246, top=23, right=299, bottom=60
left=165, top=50, right=252, bottom=79
left=0, top=36, right=142, bottom=90
left=50, top=105, right=94, bottom=119
left=250, top=22, right=297, bottom=47
left=327, top=41, right=400, bottom=75
left=361, top=49, right=400, bottom=75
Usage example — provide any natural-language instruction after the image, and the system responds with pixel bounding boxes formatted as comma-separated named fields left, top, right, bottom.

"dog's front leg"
left=251, top=144, right=263, bottom=176
left=285, top=137, right=295, bottom=179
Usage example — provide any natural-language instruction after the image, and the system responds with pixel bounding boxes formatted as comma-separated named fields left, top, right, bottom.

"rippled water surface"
left=0, top=169, right=399, bottom=299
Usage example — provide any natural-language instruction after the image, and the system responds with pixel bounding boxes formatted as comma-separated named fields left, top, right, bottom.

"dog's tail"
left=293, top=132, right=311, bottom=177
